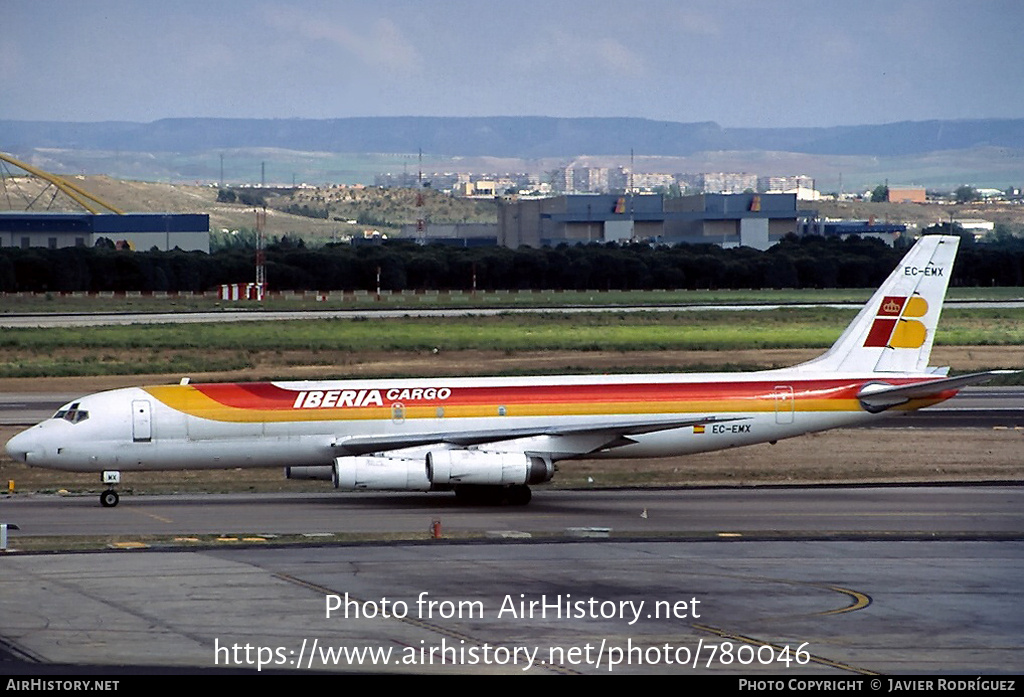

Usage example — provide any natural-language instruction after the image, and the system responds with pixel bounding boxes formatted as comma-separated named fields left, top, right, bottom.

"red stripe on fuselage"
left=193, top=383, right=297, bottom=408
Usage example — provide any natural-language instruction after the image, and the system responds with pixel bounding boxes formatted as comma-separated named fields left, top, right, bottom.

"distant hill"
left=4, top=116, right=1023, bottom=158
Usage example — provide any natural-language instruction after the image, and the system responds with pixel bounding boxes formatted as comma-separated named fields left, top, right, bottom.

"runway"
left=1, top=486, right=1022, bottom=674
left=1, top=300, right=1021, bottom=328
left=3, top=485, right=1023, bottom=538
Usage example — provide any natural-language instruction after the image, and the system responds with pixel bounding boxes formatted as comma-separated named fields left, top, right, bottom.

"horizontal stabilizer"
left=857, top=371, right=1017, bottom=410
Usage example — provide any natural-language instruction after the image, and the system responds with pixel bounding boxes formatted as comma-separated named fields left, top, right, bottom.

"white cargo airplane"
left=4, top=235, right=1005, bottom=507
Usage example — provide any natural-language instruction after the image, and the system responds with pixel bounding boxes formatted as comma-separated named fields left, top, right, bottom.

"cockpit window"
left=53, top=402, right=89, bottom=424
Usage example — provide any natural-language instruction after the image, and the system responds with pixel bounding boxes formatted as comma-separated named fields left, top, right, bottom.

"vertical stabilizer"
left=795, top=235, right=958, bottom=374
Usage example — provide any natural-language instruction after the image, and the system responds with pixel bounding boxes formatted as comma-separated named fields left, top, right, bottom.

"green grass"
left=0, top=308, right=1021, bottom=353
left=0, top=354, right=252, bottom=378
left=0, top=311, right=847, bottom=353
left=0, top=306, right=1018, bottom=379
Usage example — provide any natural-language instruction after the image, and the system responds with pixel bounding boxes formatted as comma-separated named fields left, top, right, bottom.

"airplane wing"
left=332, top=414, right=747, bottom=458
left=857, top=370, right=1017, bottom=411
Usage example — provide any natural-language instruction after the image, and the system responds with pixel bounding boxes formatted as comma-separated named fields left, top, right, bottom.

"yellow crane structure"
left=0, top=152, right=125, bottom=215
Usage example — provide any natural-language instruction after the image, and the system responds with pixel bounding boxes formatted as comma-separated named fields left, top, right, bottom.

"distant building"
left=552, top=166, right=609, bottom=194
left=957, top=219, right=995, bottom=239
left=678, top=172, right=759, bottom=194
left=759, top=175, right=820, bottom=201
left=800, top=218, right=906, bottom=246
left=975, top=188, right=1004, bottom=200
left=661, top=193, right=806, bottom=248
left=462, top=180, right=498, bottom=197
left=498, top=193, right=809, bottom=250
left=759, top=175, right=813, bottom=192
left=629, top=172, right=676, bottom=192
left=0, top=213, right=210, bottom=252
left=888, top=187, right=927, bottom=204
left=553, top=166, right=681, bottom=194
left=379, top=172, right=533, bottom=195
left=399, top=222, right=498, bottom=247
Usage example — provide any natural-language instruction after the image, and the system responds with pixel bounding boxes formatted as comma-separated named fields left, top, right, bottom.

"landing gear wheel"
left=100, top=489, right=120, bottom=508
left=507, top=485, right=532, bottom=506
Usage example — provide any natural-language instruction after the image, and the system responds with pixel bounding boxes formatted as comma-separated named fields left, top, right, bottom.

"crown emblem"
left=882, top=299, right=902, bottom=314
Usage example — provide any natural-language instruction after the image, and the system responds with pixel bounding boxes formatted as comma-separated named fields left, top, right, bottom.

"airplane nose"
left=5, top=428, right=40, bottom=464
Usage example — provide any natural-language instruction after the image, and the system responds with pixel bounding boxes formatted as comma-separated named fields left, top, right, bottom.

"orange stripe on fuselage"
left=141, top=377, right=945, bottom=424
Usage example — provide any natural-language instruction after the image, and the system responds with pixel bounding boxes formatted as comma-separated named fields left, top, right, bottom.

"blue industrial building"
left=800, top=218, right=907, bottom=245
left=396, top=222, right=498, bottom=247
left=0, top=213, right=210, bottom=252
left=498, top=193, right=812, bottom=249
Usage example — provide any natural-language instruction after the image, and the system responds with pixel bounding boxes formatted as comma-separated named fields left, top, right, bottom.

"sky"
left=2, top=0, right=1023, bottom=128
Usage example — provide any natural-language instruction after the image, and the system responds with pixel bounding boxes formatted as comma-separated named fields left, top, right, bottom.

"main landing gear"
left=100, top=471, right=121, bottom=508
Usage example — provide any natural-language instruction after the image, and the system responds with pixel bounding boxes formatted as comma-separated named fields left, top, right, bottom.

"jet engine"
left=426, top=450, right=553, bottom=487
left=332, top=455, right=431, bottom=491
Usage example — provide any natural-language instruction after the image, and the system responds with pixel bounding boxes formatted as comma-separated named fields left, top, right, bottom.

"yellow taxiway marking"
left=817, top=585, right=872, bottom=616
left=128, top=508, right=174, bottom=524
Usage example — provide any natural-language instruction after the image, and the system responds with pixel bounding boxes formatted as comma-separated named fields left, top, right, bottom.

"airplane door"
left=774, top=386, right=794, bottom=425
left=132, top=400, right=152, bottom=442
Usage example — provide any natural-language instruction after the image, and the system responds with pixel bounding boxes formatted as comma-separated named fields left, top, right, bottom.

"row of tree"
left=1, top=233, right=1022, bottom=294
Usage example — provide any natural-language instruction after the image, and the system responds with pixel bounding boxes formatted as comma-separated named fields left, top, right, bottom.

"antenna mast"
left=255, top=205, right=267, bottom=299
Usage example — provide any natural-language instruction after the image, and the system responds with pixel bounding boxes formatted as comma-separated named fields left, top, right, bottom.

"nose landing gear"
left=100, top=471, right=121, bottom=508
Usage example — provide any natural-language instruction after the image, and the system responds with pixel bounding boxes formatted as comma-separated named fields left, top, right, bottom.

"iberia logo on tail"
left=863, top=295, right=929, bottom=348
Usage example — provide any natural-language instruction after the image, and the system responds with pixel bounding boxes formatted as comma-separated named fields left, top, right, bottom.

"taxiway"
left=0, top=485, right=1021, bottom=674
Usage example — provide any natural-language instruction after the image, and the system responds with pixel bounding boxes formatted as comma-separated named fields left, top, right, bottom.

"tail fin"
left=795, top=234, right=959, bottom=375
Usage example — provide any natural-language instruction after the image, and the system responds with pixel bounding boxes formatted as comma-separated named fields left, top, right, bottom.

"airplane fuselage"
left=8, top=371, right=952, bottom=474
